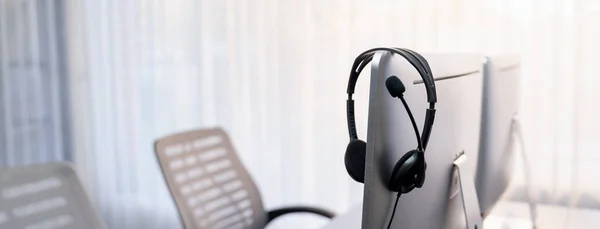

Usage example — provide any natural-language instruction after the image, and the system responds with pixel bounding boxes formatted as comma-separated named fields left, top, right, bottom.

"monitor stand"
left=453, top=152, right=483, bottom=229
left=512, top=116, right=538, bottom=228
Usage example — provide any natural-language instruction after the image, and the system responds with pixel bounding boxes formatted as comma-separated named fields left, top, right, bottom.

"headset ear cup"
left=389, top=150, right=420, bottom=193
left=344, top=139, right=367, bottom=183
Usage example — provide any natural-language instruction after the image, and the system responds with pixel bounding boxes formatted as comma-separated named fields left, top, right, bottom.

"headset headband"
left=347, top=47, right=437, bottom=103
left=346, top=48, right=437, bottom=149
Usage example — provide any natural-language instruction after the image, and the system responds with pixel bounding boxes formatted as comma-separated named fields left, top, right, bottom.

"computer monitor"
left=361, top=52, right=483, bottom=229
left=475, top=55, right=521, bottom=217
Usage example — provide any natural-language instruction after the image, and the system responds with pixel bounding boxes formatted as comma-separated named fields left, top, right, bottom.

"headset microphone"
left=385, top=75, right=406, bottom=97
left=386, top=76, right=426, bottom=191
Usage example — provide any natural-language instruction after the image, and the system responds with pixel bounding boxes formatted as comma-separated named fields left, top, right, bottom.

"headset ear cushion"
left=389, top=149, right=420, bottom=193
left=344, top=139, right=367, bottom=183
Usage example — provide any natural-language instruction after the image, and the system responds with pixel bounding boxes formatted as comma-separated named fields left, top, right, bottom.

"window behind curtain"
left=0, top=0, right=71, bottom=167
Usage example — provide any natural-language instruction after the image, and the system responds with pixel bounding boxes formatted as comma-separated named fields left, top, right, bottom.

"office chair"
left=0, top=162, right=106, bottom=229
left=154, top=127, right=335, bottom=229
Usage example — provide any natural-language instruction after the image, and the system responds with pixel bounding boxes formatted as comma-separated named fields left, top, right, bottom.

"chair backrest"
left=0, top=162, right=106, bottom=229
left=154, top=127, right=267, bottom=229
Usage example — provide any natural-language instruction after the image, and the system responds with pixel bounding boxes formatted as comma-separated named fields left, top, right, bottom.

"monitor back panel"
left=475, top=55, right=521, bottom=216
left=362, top=52, right=483, bottom=229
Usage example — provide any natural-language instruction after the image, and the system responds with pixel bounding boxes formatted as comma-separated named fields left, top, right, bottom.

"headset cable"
left=387, top=193, right=402, bottom=229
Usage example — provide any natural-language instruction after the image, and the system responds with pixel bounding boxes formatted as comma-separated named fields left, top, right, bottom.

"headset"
left=344, top=47, right=437, bottom=228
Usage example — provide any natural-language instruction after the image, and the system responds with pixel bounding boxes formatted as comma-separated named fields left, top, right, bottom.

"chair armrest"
left=266, top=206, right=336, bottom=223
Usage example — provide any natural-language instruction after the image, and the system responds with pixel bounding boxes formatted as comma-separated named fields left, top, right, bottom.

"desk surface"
left=319, top=204, right=362, bottom=229
left=321, top=201, right=600, bottom=229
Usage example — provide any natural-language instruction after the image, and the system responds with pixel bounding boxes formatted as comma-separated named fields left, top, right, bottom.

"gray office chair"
left=154, top=127, right=335, bottom=229
left=0, top=162, right=106, bottom=229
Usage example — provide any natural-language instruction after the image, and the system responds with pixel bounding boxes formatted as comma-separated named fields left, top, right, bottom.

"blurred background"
left=1, top=0, right=599, bottom=228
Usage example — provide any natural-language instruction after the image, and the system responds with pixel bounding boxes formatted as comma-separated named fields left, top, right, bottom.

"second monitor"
left=476, top=55, right=521, bottom=217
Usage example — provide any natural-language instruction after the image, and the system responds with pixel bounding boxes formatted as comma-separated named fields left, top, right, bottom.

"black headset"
left=344, top=47, right=437, bottom=195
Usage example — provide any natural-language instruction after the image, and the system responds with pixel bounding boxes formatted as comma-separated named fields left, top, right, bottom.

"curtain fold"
left=0, top=0, right=71, bottom=166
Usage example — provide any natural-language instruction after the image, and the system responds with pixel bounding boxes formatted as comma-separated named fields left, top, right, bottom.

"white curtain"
left=3, top=0, right=600, bottom=228
left=0, top=0, right=70, bottom=166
